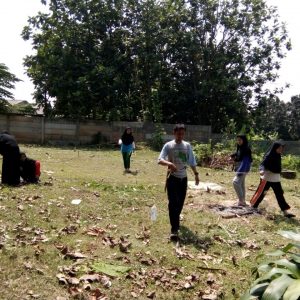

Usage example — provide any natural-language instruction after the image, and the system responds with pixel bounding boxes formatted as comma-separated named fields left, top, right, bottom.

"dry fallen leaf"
left=79, top=274, right=101, bottom=283
left=119, top=236, right=132, bottom=253
left=175, top=247, right=194, bottom=260
left=85, top=227, right=107, bottom=237
left=147, top=291, right=156, bottom=299
left=56, top=273, right=68, bottom=285
left=206, top=273, right=216, bottom=285
left=67, top=277, right=80, bottom=285
left=65, top=251, right=88, bottom=260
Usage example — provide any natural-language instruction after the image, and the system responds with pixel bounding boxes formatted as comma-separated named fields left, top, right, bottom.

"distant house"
left=5, top=99, right=44, bottom=115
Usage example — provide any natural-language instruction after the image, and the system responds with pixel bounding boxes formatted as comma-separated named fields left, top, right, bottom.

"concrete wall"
left=0, top=114, right=212, bottom=145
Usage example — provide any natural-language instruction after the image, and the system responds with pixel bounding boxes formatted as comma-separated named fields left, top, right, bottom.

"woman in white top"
left=250, top=141, right=295, bottom=218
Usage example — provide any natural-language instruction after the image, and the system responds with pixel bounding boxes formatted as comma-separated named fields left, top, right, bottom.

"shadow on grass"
left=179, top=225, right=213, bottom=251
left=123, top=170, right=139, bottom=176
left=270, top=214, right=300, bottom=226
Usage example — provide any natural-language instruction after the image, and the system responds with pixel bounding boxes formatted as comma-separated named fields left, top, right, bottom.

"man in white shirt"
left=158, top=124, right=199, bottom=241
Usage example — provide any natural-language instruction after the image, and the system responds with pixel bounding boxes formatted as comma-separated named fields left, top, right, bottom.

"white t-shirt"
left=158, top=140, right=197, bottom=178
left=261, top=171, right=281, bottom=182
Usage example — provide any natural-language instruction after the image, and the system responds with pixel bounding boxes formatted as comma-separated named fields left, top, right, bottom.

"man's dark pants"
left=166, top=175, right=187, bottom=233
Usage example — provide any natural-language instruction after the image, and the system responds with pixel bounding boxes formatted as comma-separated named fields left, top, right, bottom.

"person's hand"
left=195, top=174, right=200, bottom=185
left=168, top=162, right=177, bottom=172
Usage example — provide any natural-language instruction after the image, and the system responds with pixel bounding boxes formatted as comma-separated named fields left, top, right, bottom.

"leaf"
left=91, top=261, right=131, bottom=277
left=79, top=274, right=101, bottom=282
left=283, top=279, right=300, bottom=300
left=253, top=267, right=293, bottom=285
left=240, top=291, right=258, bottom=300
left=65, top=251, right=88, bottom=260
left=119, top=238, right=132, bottom=253
left=278, top=231, right=300, bottom=242
left=146, top=291, right=156, bottom=299
left=67, top=277, right=80, bottom=285
left=85, top=227, right=106, bottom=237
left=273, top=259, right=300, bottom=278
left=56, top=273, right=68, bottom=285
left=175, top=247, right=194, bottom=260
left=249, top=282, right=269, bottom=296
left=262, top=274, right=295, bottom=300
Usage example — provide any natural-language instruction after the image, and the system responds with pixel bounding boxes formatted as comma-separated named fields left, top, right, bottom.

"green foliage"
left=149, top=124, right=164, bottom=151
left=193, top=143, right=213, bottom=166
left=282, top=155, right=300, bottom=172
left=0, top=63, right=20, bottom=104
left=11, top=101, right=37, bottom=115
left=193, top=139, right=300, bottom=171
left=242, top=230, right=300, bottom=300
left=0, top=100, right=12, bottom=113
left=91, top=261, right=131, bottom=277
left=22, top=0, right=290, bottom=130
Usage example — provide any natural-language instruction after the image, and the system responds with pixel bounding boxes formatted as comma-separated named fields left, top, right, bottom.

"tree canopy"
left=0, top=63, right=20, bottom=112
left=23, top=0, right=291, bottom=132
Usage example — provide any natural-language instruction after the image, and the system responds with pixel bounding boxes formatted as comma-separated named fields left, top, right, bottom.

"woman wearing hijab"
left=0, top=132, right=20, bottom=185
left=119, top=127, right=135, bottom=173
left=231, top=134, right=252, bottom=206
left=250, top=141, right=295, bottom=218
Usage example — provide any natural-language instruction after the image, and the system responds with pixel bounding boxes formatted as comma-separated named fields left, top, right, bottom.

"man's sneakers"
left=283, top=210, right=296, bottom=218
left=169, top=231, right=179, bottom=242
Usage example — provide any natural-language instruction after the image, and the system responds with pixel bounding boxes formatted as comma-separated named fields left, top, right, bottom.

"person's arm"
left=259, top=164, right=265, bottom=175
left=188, top=145, right=199, bottom=185
left=158, top=144, right=177, bottom=172
left=190, top=165, right=200, bottom=185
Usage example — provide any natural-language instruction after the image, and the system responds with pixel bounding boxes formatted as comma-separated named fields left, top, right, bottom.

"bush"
left=193, top=140, right=300, bottom=173
left=282, top=155, right=300, bottom=172
left=193, top=143, right=213, bottom=166
left=242, top=230, right=300, bottom=300
left=149, top=124, right=164, bottom=151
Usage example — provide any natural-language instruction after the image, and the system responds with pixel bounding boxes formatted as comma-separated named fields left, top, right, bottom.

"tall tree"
left=287, top=95, right=300, bottom=140
left=23, top=0, right=290, bottom=131
left=250, top=95, right=292, bottom=140
left=0, top=63, right=20, bottom=113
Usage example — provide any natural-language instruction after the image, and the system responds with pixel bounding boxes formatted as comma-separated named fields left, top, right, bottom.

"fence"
left=0, top=114, right=212, bottom=145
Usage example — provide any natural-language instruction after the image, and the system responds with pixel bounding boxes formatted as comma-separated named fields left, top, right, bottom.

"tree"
left=250, top=95, right=292, bottom=140
left=287, top=95, right=300, bottom=140
left=23, top=0, right=290, bottom=131
left=0, top=63, right=20, bottom=113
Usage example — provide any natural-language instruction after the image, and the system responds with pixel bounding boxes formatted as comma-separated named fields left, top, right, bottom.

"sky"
left=0, top=0, right=299, bottom=103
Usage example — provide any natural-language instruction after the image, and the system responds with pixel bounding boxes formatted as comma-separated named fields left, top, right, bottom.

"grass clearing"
left=0, top=145, right=300, bottom=299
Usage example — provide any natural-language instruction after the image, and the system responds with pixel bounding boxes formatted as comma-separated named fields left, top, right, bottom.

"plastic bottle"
left=150, top=204, right=157, bottom=221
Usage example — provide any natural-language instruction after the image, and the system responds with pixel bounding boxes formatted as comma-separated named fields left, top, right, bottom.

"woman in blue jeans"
left=120, top=127, right=135, bottom=173
left=231, top=134, right=252, bottom=206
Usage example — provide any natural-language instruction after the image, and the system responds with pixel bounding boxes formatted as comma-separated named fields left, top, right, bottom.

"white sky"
left=0, top=0, right=299, bottom=103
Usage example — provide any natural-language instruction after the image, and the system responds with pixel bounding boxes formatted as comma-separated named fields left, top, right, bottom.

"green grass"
left=0, top=145, right=300, bottom=299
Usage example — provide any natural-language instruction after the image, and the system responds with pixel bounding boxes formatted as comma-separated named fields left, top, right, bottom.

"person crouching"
left=20, top=152, right=41, bottom=183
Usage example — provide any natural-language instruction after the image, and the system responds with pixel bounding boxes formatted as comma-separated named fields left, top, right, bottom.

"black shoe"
left=170, top=231, right=179, bottom=242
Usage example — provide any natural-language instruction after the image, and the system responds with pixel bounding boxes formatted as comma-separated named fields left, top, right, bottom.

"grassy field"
left=0, top=145, right=299, bottom=300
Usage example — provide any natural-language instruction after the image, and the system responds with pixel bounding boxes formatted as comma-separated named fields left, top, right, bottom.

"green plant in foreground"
left=242, top=230, right=300, bottom=300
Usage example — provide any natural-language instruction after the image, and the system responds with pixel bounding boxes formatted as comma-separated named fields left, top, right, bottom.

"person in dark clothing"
left=119, top=127, right=135, bottom=173
left=231, top=134, right=252, bottom=206
left=250, top=141, right=295, bottom=218
left=20, top=152, right=41, bottom=183
left=0, top=132, right=20, bottom=185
